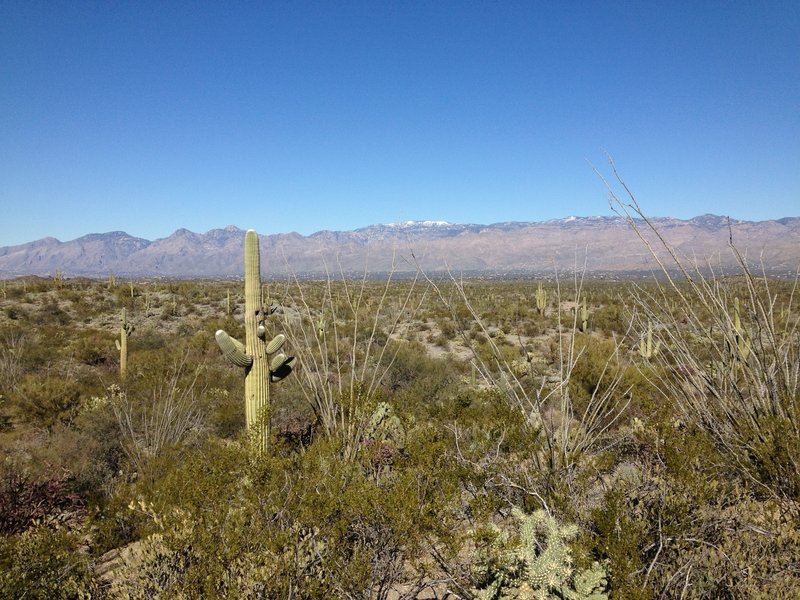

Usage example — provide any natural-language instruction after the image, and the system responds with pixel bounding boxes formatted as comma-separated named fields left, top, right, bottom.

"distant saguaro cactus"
left=215, top=229, right=295, bottom=452
left=115, top=308, right=134, bottom=379
left=535, top=283, right=547, bottom=315
left=732, top=296, right=751, bottom=363
left=639, top=321, right=661, bottom=359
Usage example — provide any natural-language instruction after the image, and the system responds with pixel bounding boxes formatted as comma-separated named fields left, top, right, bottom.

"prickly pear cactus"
left=364, top=401, right=405, bottom=450
left=215, top=229, right=296, bottom=452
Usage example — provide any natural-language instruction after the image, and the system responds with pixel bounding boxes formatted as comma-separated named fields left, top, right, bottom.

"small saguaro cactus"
left=115, top=308, right=134, bottom=379
left=639, top=321, right=661, bottom=359
left=215, top=229, right=295, bottom=452
left=573, top=297, right=589, bottom=332
left=732, top=296, right=751, bottom=363
left=535, top=283, right=547, bottom=315
left=581, top=298, right=589, bottom=332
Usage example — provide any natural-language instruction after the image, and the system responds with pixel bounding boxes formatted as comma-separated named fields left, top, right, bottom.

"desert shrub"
left=37, top=297, right=72, bottom=326
left=0, top=526, right=95, bottom=599
left=0, top=460, right=85, bottom=536
left=42, top=398, right=124, bottom=500
left=382, top=341, right=457, bottom=405
left=71, top=329, right=113, bottom=366
left=592, top=301, right=628, bottom=335
left=10, top=374, right=83, bottom=432
left=132, top=326, right=169, bottom=351
left=426, top=271, right=632, bottom=519
left=103, top=427, right=459, bottom=598
left=112, top=355, right=212, bottom=472
left=591, top=418, right=800, bottom=598
left=0, top=325, right=28, bottom=395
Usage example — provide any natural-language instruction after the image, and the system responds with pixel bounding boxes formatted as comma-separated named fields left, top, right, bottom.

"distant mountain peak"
left=383, top=220, right=453, bottom=228
left=0, top=214, right=797, bottom=278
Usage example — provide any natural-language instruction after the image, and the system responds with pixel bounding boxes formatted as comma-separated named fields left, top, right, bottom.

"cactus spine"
left=215, top=229, right=295, bottom=452
left=115, top=308, right=134, bottom=379
left=535, top=283, right=547, bottom=315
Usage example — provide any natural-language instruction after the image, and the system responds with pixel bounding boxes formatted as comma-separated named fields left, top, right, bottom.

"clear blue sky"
left=1, top=1, right=798, bottom=246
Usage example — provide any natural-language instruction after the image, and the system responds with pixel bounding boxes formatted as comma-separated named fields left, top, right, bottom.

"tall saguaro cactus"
left=215, top=229, right=295, bottom=452
left=115, top=308, right=134, bottom=379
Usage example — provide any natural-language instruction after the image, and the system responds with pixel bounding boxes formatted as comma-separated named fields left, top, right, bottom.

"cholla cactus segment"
left=569, top=562, right=609, bottom=600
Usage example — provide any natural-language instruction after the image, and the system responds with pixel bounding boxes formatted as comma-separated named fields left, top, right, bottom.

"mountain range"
left=1, top=216, right=798, bottom=279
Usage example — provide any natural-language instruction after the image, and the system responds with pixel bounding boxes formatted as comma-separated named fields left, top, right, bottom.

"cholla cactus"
left=471, top=508, right=608, bottom=600
left=215, top=229, right=295, bottom=452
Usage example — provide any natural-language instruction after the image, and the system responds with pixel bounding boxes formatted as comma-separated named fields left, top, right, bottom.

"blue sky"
left=1, top=1, right=798, bottom=246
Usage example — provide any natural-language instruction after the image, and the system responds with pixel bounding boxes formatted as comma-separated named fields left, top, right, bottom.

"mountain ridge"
left=1, top=216, right=798, bottom=278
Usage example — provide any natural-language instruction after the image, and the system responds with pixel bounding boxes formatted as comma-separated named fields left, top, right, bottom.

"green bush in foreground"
left=0, top=526, right=95, bottom=599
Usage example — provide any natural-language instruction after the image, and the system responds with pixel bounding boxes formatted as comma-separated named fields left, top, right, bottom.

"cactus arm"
left=266, top=334, right=286, bottom=354
left=215, top=329, right=253, bottom=368
left=270, top=357, right=295, bottom=383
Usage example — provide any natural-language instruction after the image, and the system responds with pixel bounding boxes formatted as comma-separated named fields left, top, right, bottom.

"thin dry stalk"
left=601, top=158, right=800, bottom=499
left=113, top=356, right=209, bottom=470
left=425, top=264, right=631, bottom=500
left=278, top=253, right=427, bottom=457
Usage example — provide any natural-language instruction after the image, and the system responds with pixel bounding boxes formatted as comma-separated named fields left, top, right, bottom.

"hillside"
left=1, top=215, right=798, bottom=278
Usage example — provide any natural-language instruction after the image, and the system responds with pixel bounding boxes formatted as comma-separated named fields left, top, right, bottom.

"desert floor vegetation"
left=1, top=224, right=798, bottom=598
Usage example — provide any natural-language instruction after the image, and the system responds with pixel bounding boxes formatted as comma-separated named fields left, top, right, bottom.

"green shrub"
left=11, top=375, right=83, bottom=432
left=0, top=526, right=95, bottom=599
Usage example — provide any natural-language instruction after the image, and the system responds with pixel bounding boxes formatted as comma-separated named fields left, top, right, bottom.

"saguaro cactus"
left=732, top=296, right=751, bottom=362
left=115, top=308, right=134, bottom=379
left=215, top=229, right=295, bottom=452
left=639, top=321, right=661, bottom=359
left=535, top=283, right=547, bottom=315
